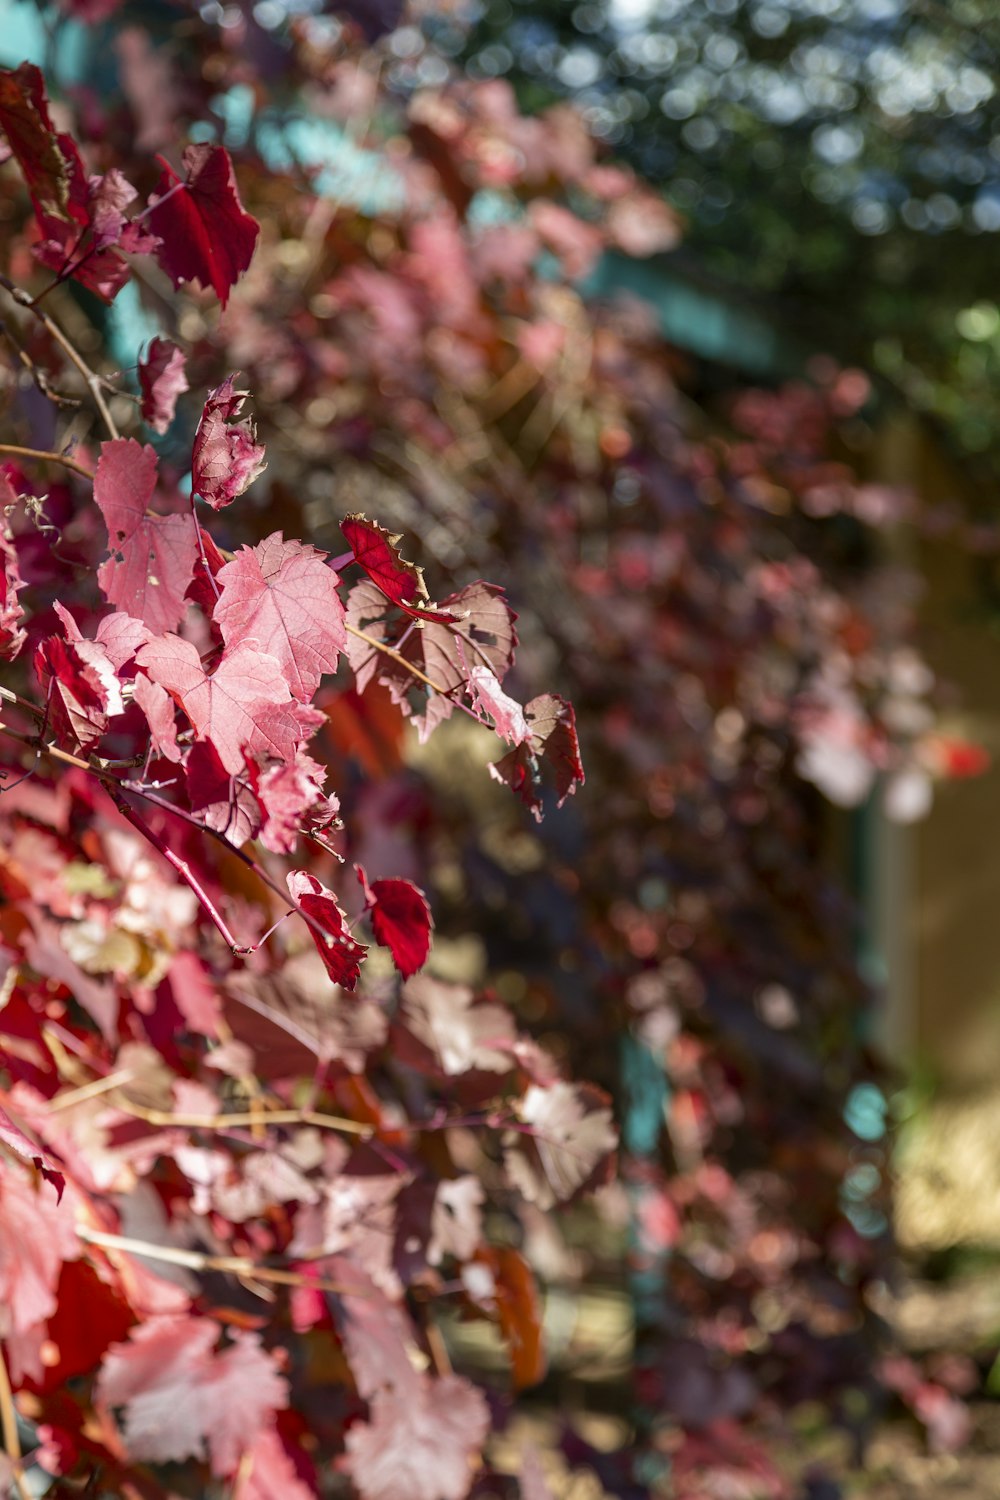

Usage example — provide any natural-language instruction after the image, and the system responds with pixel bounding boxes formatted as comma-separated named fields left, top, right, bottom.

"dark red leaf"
left=186, top=740, right=261, bottom=847
left=94, top=439, right=197, bottom=635
left=191, top=377, right=266, bottom=510
left=357, top=865, right=433, bottom=978
left=341, top=515, right=455, bottom=623
left=149, top=144, right=259, bottom=308
left=138, top=338, right=188, bottom=435
left=286, top=870, right=367, bottom=990
left=0, top=63, right=84, bottom=222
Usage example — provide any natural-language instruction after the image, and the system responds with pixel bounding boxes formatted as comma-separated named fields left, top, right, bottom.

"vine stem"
left=0, top=444, right=94, bottom=480
left=0, top=272, right=120, bottom=439
left=0, top=1343, right=31, bottom=1500
left=76, top=1226, right=367, bottom=1297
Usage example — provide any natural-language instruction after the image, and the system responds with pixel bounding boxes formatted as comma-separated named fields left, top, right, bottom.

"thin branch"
left=0, top=1343, right=31, bottom=1500
left=345, top=621, right=447, bottom=696
left=118, top=1100, right=372, bottom=1136
left=0, top=443, right=94, bottom=481
left=0, top=272, right=120, bottom=439
left=76, top=1226, right=367, bottom=1297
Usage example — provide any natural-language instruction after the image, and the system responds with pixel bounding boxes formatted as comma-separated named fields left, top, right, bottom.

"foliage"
left=0, top=7, right=982, bottom=1498
left=459, top=0, right=1000, bottom=472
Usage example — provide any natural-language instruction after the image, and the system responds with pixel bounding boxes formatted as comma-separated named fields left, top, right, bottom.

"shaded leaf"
left=139, top=338, right=188, bottom=434
left=489, top=695, right=584, bottom=822
left=504, top=1082, right=616, bottom=1209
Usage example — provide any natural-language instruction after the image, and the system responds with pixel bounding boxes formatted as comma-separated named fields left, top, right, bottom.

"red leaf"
left=248, top=752, right=333, bottom=855
left=137, top=634, right=295, bottom=775
left=473, top=1246, right=546, bottom=1389
left=344, top=1374, right=489, bottom=1500
left=345, top=578, right=518, bottom=741
left=97, top=1315, right=288, bottom=1474
left=489, top=694, right=584, bottom=822
left=186, top=740, right=261, bottom=847
left=286, top=870, right=367, bottom=990
left=357, top=865, right=433, bottom=978
left=191, top=377, right=266, bottom=509
left=0, top=523, right=26, bottom=660
left=0, top=63, right=84, bottom=222
left=215, top=533, right=346, bottom=699
left=94, top=439, right=197, bottom=635
left=467, top=665, right=529, bottom=745
left=341, top=515, right=455, bottom=623
left=149, top=144, right=259, bottom=308
left=34, top=627, right=123, bottom=752
left=138, top=338, right=188, bottom=434
left=0, top=1103, right=64, bottom=1199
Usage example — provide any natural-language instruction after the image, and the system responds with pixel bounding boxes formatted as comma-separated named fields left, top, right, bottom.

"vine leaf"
left=357, top=865, right=433, bottom=978
left=191, top=377, right=267, bottom=509
left=286, top=869, right=367, bottom=990
left=94, top=439, right=197, bottom=635
left=150, top=144, right=259, bottom=308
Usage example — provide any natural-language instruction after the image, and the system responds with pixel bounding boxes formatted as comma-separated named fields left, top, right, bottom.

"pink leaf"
left=191, top=377, right=266, bottom=509
left=0, top=523, right=26, bottom=660
left=136, top=634, right=294, bottom=775
left=286, top=870, right=367, bottom=991
left=138, top=338, right=188, bottom=435
left=344, top=1374, right=489, bottom=1500
left=467, top=665, right=529, bottom=745
left=132, top=672, right=181, bottom=762
left=97, top=1315, right=288, bottom=1474
left=149, top=144, right=259, bottom=308
left=357, top=866, right=433, bottom=978
left=504, top=1081, right=616, bottom=1209
left=214, top=533, right=346, bottom=699
left=0, top=1158, right=79, bottom=1339
left=249, top=752, right=333, bottom=855
left=0, top=1104, right=65, bottom=1199
left=94, top=439, right=197, bottom=634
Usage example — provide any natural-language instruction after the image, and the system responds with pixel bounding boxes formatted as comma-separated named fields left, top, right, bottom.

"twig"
left=345, top=621, right=448, bottom=696
left=0, top=443, right=94, bottom=481
left=76, top=1225, right=366, bottom=1297
left=117, top=1100, right=372, bottom=1136
left=0, top=1343, right=31, bottom=1500
left=0, top=272, right=120, bottom=439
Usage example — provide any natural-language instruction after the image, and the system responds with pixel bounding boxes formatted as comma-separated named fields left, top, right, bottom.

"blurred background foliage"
left=453, top=0, right=1000, bottom=470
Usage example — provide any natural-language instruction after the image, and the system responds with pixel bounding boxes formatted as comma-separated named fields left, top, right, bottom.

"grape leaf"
left=489, top=694, right=584, bottom=821
left=137, top=634, right=294, bottom=775
left=97, top=1315, right=288, bottom=1474
left=94, top=439, right=197, bottom=635
left=398, top=976, right=515, bottom=1076
left=357, top=865, right=433, bottom=978
left=504, top=1082, right=616, bottom=1209
left=0, top=1103, right=65, bottom=1199
left=286, top=870, right=367, bottom=990
left=34, top=630, right=123, bottom=752
left=186, top=740, right=261, bottom=847
left=467, top=665, right=529, bottom=745
left=215, top=533, right=346, bottom=699
left=248, top=752, right=333, bottom=854
left=0, top=1159, right=80, bottom=1341
left=0, top=62, right=83, bottom=220
left=0, top=524, right=26, bottom=660
left=139, top=338, right=188, bottom=434
left=341, top=515, right=454, bottom=623
left=191, top=376, right=266, bottom=509
left=132, top=672, right=181, bottom=762
left=149, top=144, right=259, bottom=307
left=344, top=1374, right=489, bottom=1500
left=345, top=578, right=518, bottom=741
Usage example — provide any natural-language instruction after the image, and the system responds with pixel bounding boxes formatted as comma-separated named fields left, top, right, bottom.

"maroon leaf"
left=138, top=338, right=188, bottom=435
left=0, top=63, right=84, bottom=221
left=357, top=865, right=433, bottom=979
left=215, top=533, right=346, bottom=699
left=191, top=377, right=266, bottom=509
left=341, top=515, right=455, bottom=623
left=504, top=1081, right=616, bottom=1209
left=149, top=144, right=259, bottom=307
left=186, top=740, right=261, bottom=847
left=346, top=578, right=518, bottom=741
left=286, top=870, right=367, bottom=990
left=0, top=1104, right=65, bottom=1200
left=34, top=630, right=123, bottom=753
left=344, top=1374, right=489, bottom=1500
left=489, top=694, right=584, bottom=822
left=137, top=634, right=295, bottom=775
left=97, top=1315, right=288, bottom=1474
left=94, top=439, right=197, bottom=635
